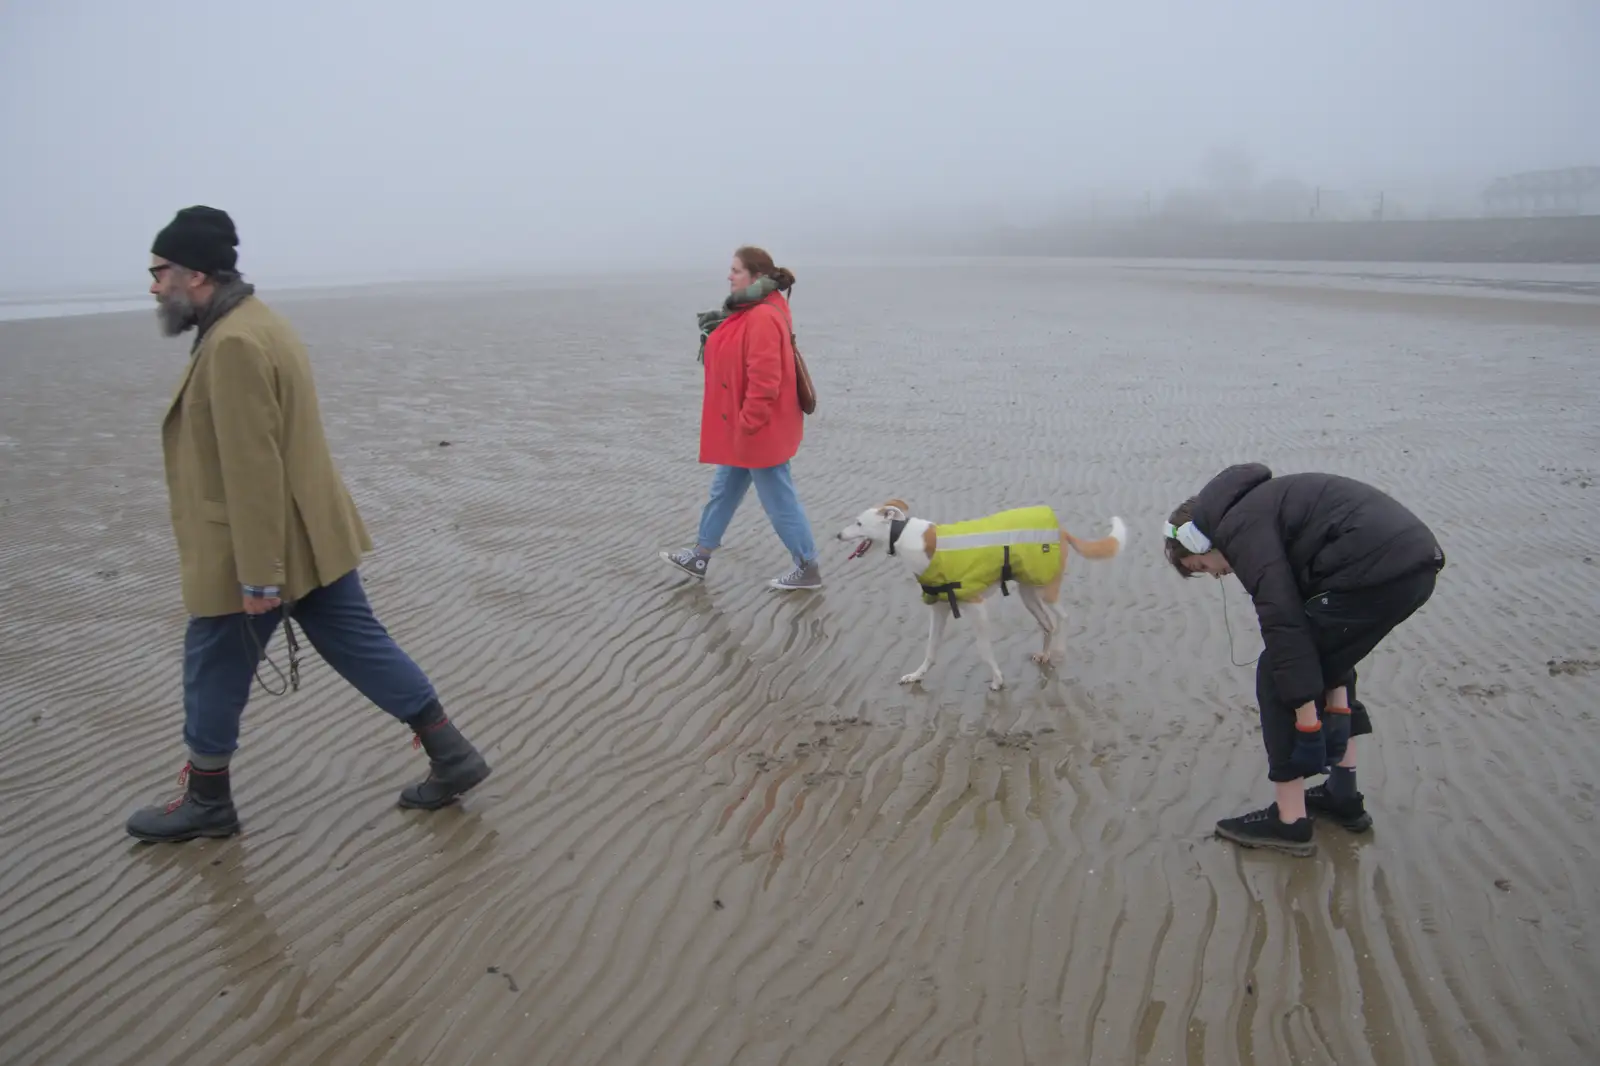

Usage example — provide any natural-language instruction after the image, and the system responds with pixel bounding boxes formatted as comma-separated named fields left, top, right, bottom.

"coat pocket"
left=200, top=499, right=230, bottom=525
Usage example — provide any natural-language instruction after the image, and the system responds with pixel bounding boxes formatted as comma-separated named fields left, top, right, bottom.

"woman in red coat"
left=660, top=246, right=820, bottom=590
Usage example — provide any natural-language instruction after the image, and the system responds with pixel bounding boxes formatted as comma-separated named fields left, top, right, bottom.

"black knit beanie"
left=151, top=206, right=239, bottom=275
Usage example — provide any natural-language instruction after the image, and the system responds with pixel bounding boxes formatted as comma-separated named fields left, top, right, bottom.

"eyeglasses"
left=148, top=264, right=173, bottom=281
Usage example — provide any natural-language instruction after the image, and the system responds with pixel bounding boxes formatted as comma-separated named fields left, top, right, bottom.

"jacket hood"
left=1192, top=462, right=1273, bottom=535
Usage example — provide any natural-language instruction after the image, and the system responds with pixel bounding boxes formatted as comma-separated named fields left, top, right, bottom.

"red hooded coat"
left=698, top=291, right=804, bottom=469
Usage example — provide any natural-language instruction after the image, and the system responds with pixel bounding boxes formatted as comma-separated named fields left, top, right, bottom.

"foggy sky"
left=2, top=0, right=1597, bottom=292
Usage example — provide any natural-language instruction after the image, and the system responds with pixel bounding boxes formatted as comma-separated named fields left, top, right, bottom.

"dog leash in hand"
left=241, top=602, right=302, bottom=697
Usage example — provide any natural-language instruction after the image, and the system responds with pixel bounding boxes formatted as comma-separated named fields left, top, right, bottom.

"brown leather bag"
left=786, top=284, right=816, bottom=415
left=793, top=342, right=816, bottom=415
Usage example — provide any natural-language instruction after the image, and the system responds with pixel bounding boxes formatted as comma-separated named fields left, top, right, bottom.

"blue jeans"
left=182, top=569, right=437, bottom=757
left=696, top=462, right=817, bottom=567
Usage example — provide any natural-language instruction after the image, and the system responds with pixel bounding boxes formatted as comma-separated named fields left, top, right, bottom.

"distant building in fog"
left=1482, top=167, right=1600, bottom=217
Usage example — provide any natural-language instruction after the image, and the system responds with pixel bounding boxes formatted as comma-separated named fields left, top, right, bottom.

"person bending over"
left=1164, top=462, right=1445, bottom=857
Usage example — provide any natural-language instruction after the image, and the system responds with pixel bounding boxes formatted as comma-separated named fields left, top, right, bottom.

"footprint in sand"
left=986, top=728, right=1037, bottom=751
left=1547, top=658, right=1600, bottom=677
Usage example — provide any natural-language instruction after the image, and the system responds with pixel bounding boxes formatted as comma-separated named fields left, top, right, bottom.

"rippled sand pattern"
left=2, top=261, right=1598, bottom=1066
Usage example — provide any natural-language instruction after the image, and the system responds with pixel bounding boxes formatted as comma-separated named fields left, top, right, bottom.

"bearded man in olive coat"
left=126, top=205, right=491, bottom=843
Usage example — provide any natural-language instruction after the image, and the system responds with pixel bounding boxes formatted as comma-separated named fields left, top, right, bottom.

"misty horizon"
left=3, top=0, right=1598, bottom=293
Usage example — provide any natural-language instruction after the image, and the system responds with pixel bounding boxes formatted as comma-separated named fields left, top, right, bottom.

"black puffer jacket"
left=1191, top=463, right=1443, bottom=707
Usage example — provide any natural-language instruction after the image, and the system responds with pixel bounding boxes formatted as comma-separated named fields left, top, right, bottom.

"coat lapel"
left=163, top=287, right=255, bottom=425
left=164, top=345, right=203, bottom=426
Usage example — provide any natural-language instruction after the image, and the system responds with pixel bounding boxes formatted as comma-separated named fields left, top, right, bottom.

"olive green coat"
left=162, top=295, right=371, bottom=617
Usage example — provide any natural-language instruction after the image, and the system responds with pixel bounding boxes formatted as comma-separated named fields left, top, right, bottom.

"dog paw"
left=900, top=672, right=926, bottom=685
left=1030, top=652, right=1055, bottom=666
left=989, top=677, right=1005, bottom=691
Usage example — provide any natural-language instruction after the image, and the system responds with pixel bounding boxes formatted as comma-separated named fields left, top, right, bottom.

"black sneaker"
left=1305, top=783, right=1374, bottom=832
left=1214, top=802, right=1316, bottom=857
left=659, top=547, right=709, bottom=581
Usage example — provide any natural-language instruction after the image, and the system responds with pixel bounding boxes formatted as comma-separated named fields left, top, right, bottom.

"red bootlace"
left=410, top=717, right=451, bottom=783
left=164, top=762, right=193, bottom=813
left=411, top=715, right=450, bottom=750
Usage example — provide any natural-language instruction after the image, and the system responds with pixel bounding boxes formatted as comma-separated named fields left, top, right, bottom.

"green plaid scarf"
left=696, top=276, right=784, bottom=362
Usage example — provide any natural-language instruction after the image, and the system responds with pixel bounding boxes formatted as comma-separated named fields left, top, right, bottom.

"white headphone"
left=1163, top=520, right=1212, bottom=554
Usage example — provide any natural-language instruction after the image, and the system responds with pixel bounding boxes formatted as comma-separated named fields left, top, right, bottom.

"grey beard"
left=157, top=291, right=199, bottom=337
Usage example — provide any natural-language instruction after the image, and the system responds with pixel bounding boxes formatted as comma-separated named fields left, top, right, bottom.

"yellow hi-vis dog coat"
left=913, top=506, right=1062, bottom=617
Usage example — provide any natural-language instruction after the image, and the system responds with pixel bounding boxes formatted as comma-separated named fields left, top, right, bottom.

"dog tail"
left=1063, top=516, right=1126, bottom=560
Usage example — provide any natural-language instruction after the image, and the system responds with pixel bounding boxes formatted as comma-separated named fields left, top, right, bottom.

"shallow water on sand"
left=1, top=259, right=1597, bottom=1065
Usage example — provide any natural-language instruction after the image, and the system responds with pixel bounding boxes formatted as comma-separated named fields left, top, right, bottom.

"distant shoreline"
left=5, top=219, right=1600, bottom=325
left=914, top=214, right=1600, bottom=265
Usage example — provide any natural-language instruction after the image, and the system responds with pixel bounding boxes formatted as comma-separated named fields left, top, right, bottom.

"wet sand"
left=1, top=260, right=1597, bottom=1065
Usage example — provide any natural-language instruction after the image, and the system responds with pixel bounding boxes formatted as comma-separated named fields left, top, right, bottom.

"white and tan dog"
left=837, top=499, right=1125, bottom=690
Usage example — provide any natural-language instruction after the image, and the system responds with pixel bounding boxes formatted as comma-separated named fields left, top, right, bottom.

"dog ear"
left=882, top=498, right=909, bottom=514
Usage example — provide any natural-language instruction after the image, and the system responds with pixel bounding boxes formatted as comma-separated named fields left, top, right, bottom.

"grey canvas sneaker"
left=769, top=559, right=822, bottom=591
left=660, top=547, right=709, bottom=580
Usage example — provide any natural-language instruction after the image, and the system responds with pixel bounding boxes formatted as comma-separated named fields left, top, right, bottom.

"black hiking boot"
left=1305, top=783, right=1374, bottom=832
left=126, top=762, right=241, bottom=843
left=1214, top=802, right=1316, bottom=857
left=399, top=701, right=491, bottom=810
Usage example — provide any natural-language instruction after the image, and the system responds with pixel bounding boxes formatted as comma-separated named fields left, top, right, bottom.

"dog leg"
left=968, top=597, right=1005, bottom=690
left=901, top=603, right=950, bottom=685
left=1046, top=600, right=1069, bottom=663
left=1017, top=584, right=1057, bottom=666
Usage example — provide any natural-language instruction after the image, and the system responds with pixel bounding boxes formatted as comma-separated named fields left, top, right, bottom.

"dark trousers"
left=1257, top=564, right=1440, bottom=782
left=183, top=569, right=436, bottom=758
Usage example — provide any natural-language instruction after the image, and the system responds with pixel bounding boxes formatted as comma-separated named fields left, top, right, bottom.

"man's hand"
left=1281, top=699, right=1328, bottom=778
left=243, top=593, right=282, bottom=615
left=240, top=589, right=281, bottom=614
left=1287, top=720, right=1328, bottom=779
